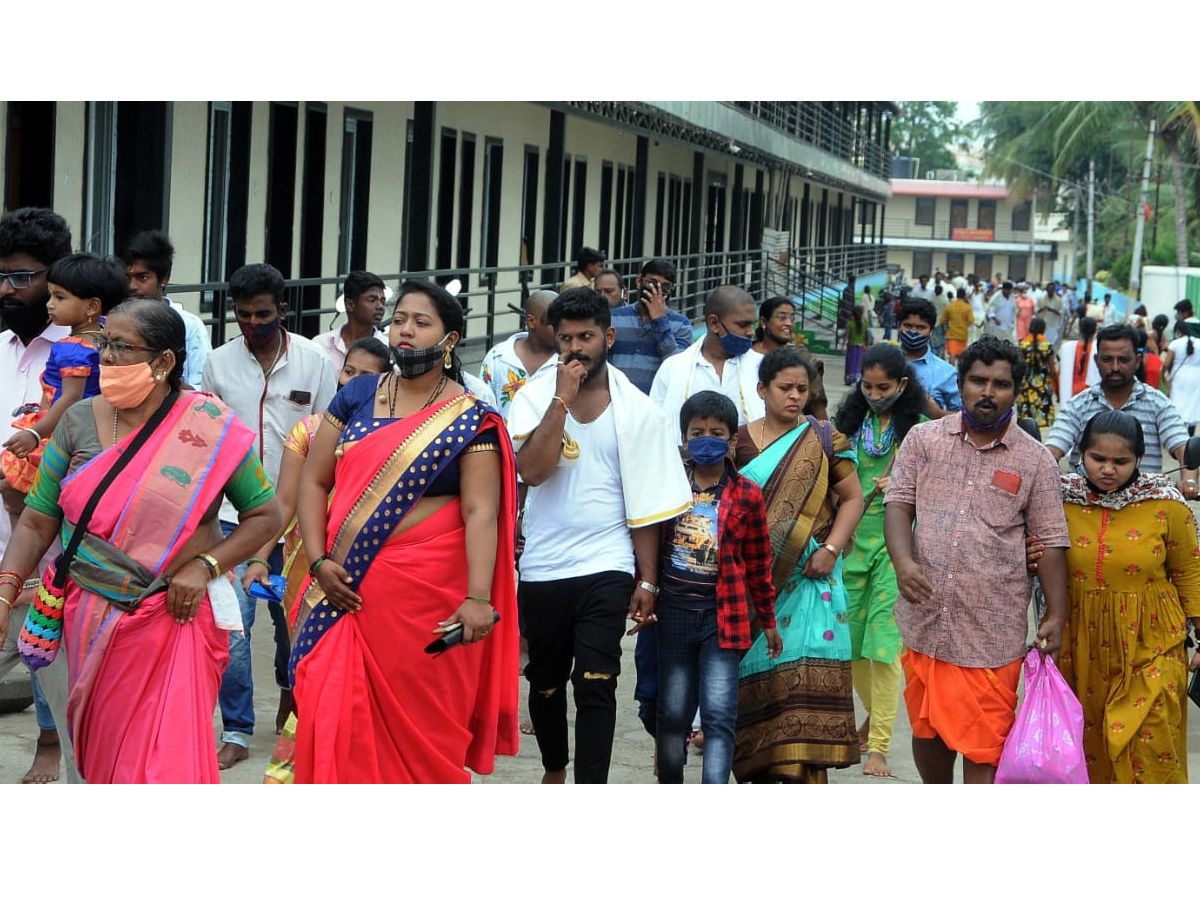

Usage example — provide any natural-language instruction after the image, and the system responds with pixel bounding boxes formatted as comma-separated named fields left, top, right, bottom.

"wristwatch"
left=637, top=580, right=659, bottom=596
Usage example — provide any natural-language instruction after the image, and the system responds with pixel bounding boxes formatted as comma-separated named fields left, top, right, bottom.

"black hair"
left=957, top=287, right=968, bottom=299
left=595, top=268, right=623, bottom=286
left=229, top=262, right=286, bottom=306
left=0, top=207, right=73, bottom=267
left=758, top=346, right=817, bottom=387
left=896, top=297, right=936, bottom=328
left=1152, top=314, right=1170, bottom=349
left=957, top=334, right=1025, bottom=385
left=547, top=286, right=611, bottom=331
left=1077, top=315, right=1098, bottom=375
left=1028, top=316, right=1046, bottom=336
left=575, top=247, right=606, bottom=270
left=46, top=253, right=128, bottom=314
left=833, top=343, right=928, bottom=445
left=121, top=230, right=174, bottom=279
left=342, top=271, right=386, bottom=303
left=641, top=258, right=677, bottom=283
left=107, top=298, right=187, bottom=390
left=756, top=295, right=796, bottom=340
left=1135, top=329, right=1150, bottom=381
left=1096, top=323, right=1137, bottom=355
left=679, top=390, right=738, bottom=440
left=1080, top=409, right=1145, bottom=460
left=1176, top=298, right=1194, bottom=316
left=393, top=279, right=466, bottom=385
left=345, top=336, right=390, bottom=371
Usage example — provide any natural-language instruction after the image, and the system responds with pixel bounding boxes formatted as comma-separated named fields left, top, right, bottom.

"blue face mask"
left=899, top=329, right=930, bottom=353
left=717, top=324, right=754, bottom=357
left=687, top=435, right=730, bottom=467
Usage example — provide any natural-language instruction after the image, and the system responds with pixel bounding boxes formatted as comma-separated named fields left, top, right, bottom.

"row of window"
left=910, top=250, right=1029, bottom=283
left=913, top=196, right=1032, bottom=232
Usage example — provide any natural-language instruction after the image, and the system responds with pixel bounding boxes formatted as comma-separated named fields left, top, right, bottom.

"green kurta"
left=843, top=413, right=925, bottom=664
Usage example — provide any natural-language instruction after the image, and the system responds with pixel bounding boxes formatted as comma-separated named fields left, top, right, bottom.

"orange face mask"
left=99, top=362, right=158, bottom=409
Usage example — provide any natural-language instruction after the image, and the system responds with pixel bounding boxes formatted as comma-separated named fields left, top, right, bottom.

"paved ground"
left=2, top=332, right=1199, bottom=783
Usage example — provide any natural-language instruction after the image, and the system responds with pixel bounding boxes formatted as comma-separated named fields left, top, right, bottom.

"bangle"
left=20, top=427, right=42, bottom=443
left=637, top=580, right=659, bottom=597
left=0, top=595, right=12, bottom=611
left=309, top=555, right=328, bottom=576
left=0, top=569, right=23, bottom=582
left=466, top=595, right=492, bottom=605
left=194, top=553, right=220, bottom=579
left=247, top=557, right=271, bottom=571
left=822, top=543, right=840, bottom=555
left=552, top=395, right=570, bottom=413
left=22, top=577, right=39, bottom=591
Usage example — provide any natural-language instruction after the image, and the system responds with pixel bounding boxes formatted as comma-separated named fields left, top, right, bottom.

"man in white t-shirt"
left=508, top=287, right=691, bottom=783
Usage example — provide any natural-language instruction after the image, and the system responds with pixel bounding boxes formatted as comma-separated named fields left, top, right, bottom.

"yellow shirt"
left=939, top=300, right=975, bottom=342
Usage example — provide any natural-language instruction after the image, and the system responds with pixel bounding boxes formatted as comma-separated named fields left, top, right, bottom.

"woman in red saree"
left=293, top=280, right=519, bottom=783
left=0, top=299, right=280, bottom=782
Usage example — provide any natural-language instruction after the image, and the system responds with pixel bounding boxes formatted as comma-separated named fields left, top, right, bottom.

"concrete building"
left=1, top=101, right=895, bottom=346
left=879, top=177, right=1072, bottom=285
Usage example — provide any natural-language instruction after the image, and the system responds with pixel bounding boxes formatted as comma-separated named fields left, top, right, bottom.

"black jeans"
left=520, top=571, right=632, bottom=784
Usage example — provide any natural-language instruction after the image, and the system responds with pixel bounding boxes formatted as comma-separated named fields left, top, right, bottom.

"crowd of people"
left=0, top=219, right=1198, bottom=784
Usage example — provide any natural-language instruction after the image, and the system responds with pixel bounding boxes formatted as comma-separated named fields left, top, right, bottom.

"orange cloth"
left=902, top=648, right=1023, bottom=766
left=945, top=339, right=967, bottom=357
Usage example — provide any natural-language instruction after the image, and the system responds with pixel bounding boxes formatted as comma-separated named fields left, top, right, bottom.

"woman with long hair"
left=1059, top=313, right=1099, bottom=400
left=732, top=347, right=866, bottom=782
left=1163, top=321, right=1200, bottom=434
left=834, top=343, right=927, bottom=777
left=752, top=296, right=797, bottom=355
left=292, top=280, right=520, bottom=782
left=1018, top=316, right=1059, bottom=428
left=0, top=299, right=281, bottom=782
left=844, top=305, right=870, bottom=385
left=1149, top=313, right=1170, bottom=356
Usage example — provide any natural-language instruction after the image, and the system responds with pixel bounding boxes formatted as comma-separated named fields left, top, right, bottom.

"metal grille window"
left=915, top=196, right=935, bottom=227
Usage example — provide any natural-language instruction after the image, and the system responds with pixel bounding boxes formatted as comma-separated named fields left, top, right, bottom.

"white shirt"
left=650, top=343, right=765, bottom=434
left=0, top=324, right=70, bottom=552
left=1103, top=303, right=1122, bottom=326
left=312, top=326, right=389, bottom=376
left=518, top=404, right=634, bottom=581
left=167, top=298, right=213, bottom=389
left=202, top=330, right=337, bottom=524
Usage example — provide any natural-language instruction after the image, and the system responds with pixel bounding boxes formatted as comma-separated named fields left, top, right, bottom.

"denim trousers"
left=633, top=625, right=658, bottom=737
left=217, top=521, right=288, bottom=748
left=655, top=603, right=741, bottom=784
left=520, top=571, right=632, bottom=784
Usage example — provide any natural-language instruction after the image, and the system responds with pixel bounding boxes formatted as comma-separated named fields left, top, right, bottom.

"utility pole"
left=1030, top=190, right=1037, bottom=283
left=1129, top=118, right=1156, bottom=301
left=1087, top=159, right=1095, bottom=302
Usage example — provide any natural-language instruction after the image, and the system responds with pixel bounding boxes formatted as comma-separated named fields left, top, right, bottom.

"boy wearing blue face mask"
left=655, top=390, right=780, bottom=784
left=896, top=297, right=961, bottom=421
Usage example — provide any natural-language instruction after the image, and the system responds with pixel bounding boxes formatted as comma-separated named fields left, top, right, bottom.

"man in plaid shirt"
left=653, top=390, right=780, bottom=784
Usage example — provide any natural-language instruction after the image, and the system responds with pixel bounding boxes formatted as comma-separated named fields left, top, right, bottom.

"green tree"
left=891, top=101, right=966, bottom=174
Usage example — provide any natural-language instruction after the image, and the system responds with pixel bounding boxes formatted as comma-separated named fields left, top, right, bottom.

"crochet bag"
left=17, top=562, right=65, bottom=670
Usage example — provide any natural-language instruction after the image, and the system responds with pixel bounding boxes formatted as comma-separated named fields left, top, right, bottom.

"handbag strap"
left=53, top=391, right=179, bottom=589
left=862, top=453, right=898, bottom=511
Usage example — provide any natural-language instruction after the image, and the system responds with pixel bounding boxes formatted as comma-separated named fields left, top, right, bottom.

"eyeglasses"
left=96, top=337, right=161, bottom=358
left=0, top=269, right=47, bottom=290
left=770, top=312, right=797, bottom=323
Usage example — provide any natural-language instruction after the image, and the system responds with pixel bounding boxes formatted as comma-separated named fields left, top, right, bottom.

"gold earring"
left=443, top=344, right=453, bottom=369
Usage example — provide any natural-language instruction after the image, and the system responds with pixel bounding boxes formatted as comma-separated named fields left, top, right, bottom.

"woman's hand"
left=802, top=545, right=837, bottom=578
left=315, top=559, right=361, bottom=612
left=871, top=475, right=890, bottom=494
left=763, top=626, right=783, bottom=659
left=241, top=560, right=271, bottom=593
left=435, top=598, right=495, bottom=644
left=166, top=558, right=209, bottom=624
left=1024, top=533, right=1045, bottom=574
left=2, top=430, right=37, bottom=459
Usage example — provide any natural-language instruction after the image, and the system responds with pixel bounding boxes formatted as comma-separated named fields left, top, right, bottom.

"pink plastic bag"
left=995, top=650, right=1089, bottom=784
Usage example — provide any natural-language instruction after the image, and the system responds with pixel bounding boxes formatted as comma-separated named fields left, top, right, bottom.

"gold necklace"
left=261, top=330, right=285, bottom=376
left=570, top=390, right=612, bottom=425
left=383, top=371, right=447, bottom=418
left=760, top=416, right=799, bottom=449
left=112, top=409, right=119, bottom=447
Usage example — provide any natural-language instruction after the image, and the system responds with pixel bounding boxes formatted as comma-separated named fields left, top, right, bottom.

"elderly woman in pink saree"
left=0, top=300, right=280, bottom=783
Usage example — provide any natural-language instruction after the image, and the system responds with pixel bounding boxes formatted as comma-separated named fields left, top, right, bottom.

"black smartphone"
left=288, top=390, right=313, bottom=405
left=425, top=610, right=501, bottom=654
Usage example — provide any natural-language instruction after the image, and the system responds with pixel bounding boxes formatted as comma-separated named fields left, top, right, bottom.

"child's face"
left=684, top=416, right=734, bottom=457
left=340, top=349, right=387, bottom=387
left=46, top=282, right=97, bottom=329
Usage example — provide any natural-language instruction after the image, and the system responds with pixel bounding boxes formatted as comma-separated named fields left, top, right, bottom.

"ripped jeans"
left=520, top=571, right=633, bottom=784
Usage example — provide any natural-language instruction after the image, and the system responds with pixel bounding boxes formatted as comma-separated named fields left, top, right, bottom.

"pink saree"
left=56, top=394, right=257, bottom=783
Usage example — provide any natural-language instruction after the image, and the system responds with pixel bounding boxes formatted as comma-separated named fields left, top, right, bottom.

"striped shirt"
left=608, top=306, right=694, bottom=394
left=1045, top=380, right=1188, bottom=473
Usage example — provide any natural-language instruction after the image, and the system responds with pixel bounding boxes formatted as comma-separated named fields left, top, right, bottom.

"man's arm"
left=515, top=355, right=586, bottom=486
left=1032, top=548, right=1068, bottom=657
left=1043, top=397, right=1080, bottom=461
left=668, top=315, right=694, bottom=355
left=627, top=522, right=662, bottom=634
left=884, top=501, right=933, bottom=604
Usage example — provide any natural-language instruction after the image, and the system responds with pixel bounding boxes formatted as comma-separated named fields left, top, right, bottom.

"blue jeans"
left=655, top=604, right=741, bottom=784
left=31, top=672, right=55, bottom=730
left=217, top=521, right=288, bottom=748
left=633, top=625, right=658, bottom=737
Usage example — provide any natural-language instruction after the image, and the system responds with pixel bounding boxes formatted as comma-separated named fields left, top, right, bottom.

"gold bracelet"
left=0, top=574, right=22, bottom=590
left=552, top=395, right=570, bottom=413
left=466, top=595, right=492, bottom=605
left=194, top=553, right=221, bottom=579
left=0, top=595, right=13, bottom=611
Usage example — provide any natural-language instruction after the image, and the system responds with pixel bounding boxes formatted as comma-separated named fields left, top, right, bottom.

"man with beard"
left=506, top=287, right=692, bottom=783
left=0, top=207, right=76, bottom=784
left=1047, top=324, right=1196, bottom=492
left=202, top=263, right=337, bottom=769
left=122, top=230, right=212, bottom=388
left=884, top=336, right=1070, bottom=783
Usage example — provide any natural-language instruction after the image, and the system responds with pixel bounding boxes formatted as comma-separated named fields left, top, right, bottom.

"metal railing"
left=883, top=216, right=1035, bottom=244
left=167, top=242, right=886, bottom=364
left=729, top=102, right=892, bottom=181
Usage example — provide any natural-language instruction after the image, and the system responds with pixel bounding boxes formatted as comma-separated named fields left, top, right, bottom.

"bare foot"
left=862, top=751, right=892, bottom=777
left=217, top=742, right=250, bottom=770
left=520, top=720, right=536, bottom=735
left=541, top=769, right=566, bottom=784
left=21, top=731, right=60, bottom=784
left=856, top=717, right=871, bottom=753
